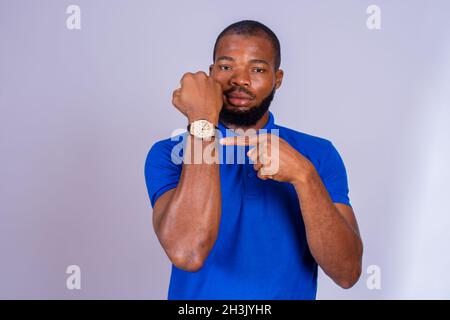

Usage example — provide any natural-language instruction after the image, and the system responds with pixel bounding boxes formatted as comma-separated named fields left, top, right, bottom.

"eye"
left=252, top=68, right=266, bottom=73
left=219, top=65, right=232, bottom=71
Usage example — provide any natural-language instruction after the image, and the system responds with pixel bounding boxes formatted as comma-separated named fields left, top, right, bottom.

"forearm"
left=293, top=169, right=362, bottom=288
left=158, top=134, right=221, bottom=271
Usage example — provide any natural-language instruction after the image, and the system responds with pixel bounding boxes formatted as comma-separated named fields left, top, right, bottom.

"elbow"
left=337, top=276, right=359, bottom=290
left=337, top=238, right=364, bottom=289
left=170, top=251, right=205, bottom=272
left=157, top=235, right=207, bottom=272
left=156, top=221, right=217, bottom=273
left=160, top=233, right=210, bottom=273
left=336, top=262, right=362, bottom=289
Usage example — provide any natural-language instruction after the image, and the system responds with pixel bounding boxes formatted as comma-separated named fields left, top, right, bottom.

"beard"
left=219, top=88, right=276, bottom=127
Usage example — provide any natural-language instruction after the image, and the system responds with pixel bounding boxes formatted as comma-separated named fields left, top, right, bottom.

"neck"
left=219, top=111, right=270, bottom=132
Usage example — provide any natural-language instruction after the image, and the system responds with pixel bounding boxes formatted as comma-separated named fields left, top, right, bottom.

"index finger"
left=219, top=135, right=264, bottom=146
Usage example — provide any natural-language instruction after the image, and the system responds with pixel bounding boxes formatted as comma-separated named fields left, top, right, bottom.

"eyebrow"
left=216, top=56, right=234, bottom=62
left=249, top=59, right=270, bottom=66
left=216, top=56, right=270, bottom=66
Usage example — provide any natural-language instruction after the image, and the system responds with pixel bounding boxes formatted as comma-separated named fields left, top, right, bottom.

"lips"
left=226, top=92, right=254, bottom=107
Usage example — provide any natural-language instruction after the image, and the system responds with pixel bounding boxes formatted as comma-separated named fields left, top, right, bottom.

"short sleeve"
left=319, top=142, right=352, bottom=207
left=144, top=139, right=182, bottom=208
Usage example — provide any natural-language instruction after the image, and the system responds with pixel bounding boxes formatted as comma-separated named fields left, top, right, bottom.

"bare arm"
left=152, top=71, right=223, bottom=272
left=153, top=135, right=221, bottom=272
left=293, top=172, right=363, bottom=288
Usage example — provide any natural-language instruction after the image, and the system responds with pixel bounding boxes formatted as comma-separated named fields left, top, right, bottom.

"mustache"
left=223, top=86, right=255, bottom=99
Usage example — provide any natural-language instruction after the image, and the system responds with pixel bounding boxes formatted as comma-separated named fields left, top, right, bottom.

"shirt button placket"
left=244, top=163, right=260, bottom=197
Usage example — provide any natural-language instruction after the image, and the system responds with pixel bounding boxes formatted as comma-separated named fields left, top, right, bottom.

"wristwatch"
left=187, top=119, right=218, bottom=139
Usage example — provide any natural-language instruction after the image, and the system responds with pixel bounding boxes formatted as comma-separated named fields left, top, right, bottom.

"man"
left=145, top=20, right=363, bottom=299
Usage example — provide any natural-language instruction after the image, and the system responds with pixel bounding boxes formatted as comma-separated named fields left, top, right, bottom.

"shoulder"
left=276, top=124, right=333, bottom=155
left=145, top=132, right=188, bottom=167
left=274, top=124, right=341, bottom=173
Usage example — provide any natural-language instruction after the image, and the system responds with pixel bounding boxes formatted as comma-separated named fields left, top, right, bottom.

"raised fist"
left=172, top=71, right=223, bottom=125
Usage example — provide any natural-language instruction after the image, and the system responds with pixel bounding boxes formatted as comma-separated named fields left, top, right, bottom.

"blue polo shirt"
left=144, top=111, right=351, bottom=300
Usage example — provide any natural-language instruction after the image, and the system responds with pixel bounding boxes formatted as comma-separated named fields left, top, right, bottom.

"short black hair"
left=213, top=20, right=281, bottom=70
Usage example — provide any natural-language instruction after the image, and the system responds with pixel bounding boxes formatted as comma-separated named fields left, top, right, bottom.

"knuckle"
left=195, top=71, right=207, bottom=78
left=181, top=72, right=193, bottom=81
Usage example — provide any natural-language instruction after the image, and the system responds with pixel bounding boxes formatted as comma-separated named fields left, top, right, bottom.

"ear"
left=274, top=69, right=284, bottom=90
left=209, top=64, right=214, bottom=76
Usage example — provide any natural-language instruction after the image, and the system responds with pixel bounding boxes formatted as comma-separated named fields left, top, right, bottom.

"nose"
left=230, top=69, right=251, bottom=87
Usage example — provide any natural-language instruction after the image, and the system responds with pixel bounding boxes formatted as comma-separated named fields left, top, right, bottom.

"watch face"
left=192, top=120, right=214, bottom=138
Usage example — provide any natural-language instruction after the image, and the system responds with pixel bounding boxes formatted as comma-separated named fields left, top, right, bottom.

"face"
left=209, top=34, right=283, bottom=126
